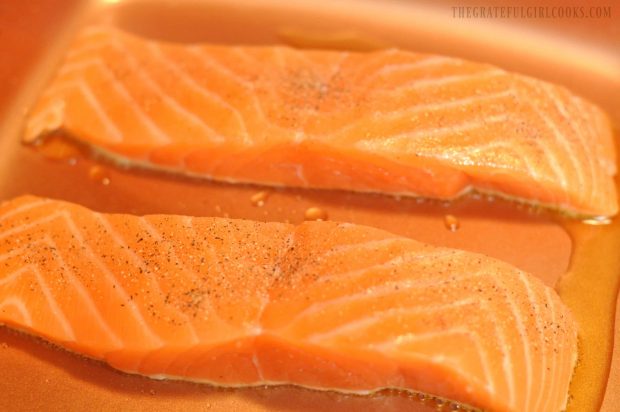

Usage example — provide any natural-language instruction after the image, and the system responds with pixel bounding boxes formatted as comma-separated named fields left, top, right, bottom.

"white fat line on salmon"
left=574, top=96, right=616, bottom=175
left=2, top=263, right=75, bottom=340
left=0, top=240, right=58, bottom=265
left=378, top=68, right=505, bottom=92
left=37, top=77, right=123, bottom=146
left=0, top=231, right=159, bottom=349
left=286, top=85, right=515, bottom=132
left=541, top=84, right=592, bottom=201
left=306, top=300, right=495, bottom=394
left=187, top=46, right=290, bottom=134
left=478, top=275, right=517, bottom=408
left=185, top=47, right=253, bottom=89
left=286, top=223, right=348, bottom=280
left=373, top=88, right=515, bottom=119
left=93, top=214, right=170, bottom=302
left=188, top=46, right=294, bottom=136
left=0, top=296, right=32, bottom=327
left=281, top=269, right=484, bottom=331
left=559, top=288, right=578, bottom=411
left=40, top=229, right=124, bottom=348
left=431, top=137, right=544, bottom=188
left=519, top=105, right=571, bottom=202
left=54, top=58, right=172, bottom=144
left=354, top=114, right=509, bottom=149
left=517, top=80, right=593, bottom=204
left=0, top=198, right=52, bottom=224
left=349, top=111, right=558, bottom=197
left=139, top=217, right=214, bottom=343
left=522, top=86, right=579, bottom=194
left=307, top=299, right=477, bottom=343
left=187, top=47, right=305, bottom=137
left=495, top=271, right=533, bottom=411
left=94, top=214, right=197, bottom=339
left=59, top=212, right=164, bottom=346
left=0, top=211, right=68, bottom=241
left=226, top=46, right=287, bottom=127
left=375, top=326, right=493, bottom=394
left=76, top=80, right=124, bottom=141
left=146, top=43, right=252, bottom=145
left=315, top=237, right=406, bottom=261
left=286, top=261, right=518, bottom=401
left=180, top=215, right=229, bottom=299
left=110, top=38, right=226, bottom=144
left=311, top=249, right=463, bottom=287
left=557, top=292, right=574, bottom=411
left=344, top=48, right=408, bottom=79
left=252, top=352, right=265, bottom=382
left=541, top=288, right=558, bottom=412
left=324, top=87, right=512, bottom=141
left=518, top=271, right=547, bottom=412
left=569, top=96, right=609, bottom=206
left=362, top=55, right=466, bottom=84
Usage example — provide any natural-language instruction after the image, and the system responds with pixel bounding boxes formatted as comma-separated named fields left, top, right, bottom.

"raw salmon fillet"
left=0, top=195, right=577, bottom=412
left=24, top=26, right=617, bottom=217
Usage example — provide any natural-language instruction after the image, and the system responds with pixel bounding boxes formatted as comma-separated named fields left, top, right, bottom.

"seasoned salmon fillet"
left=24, top=26, right=617, bottom=217
left=0, top=196, right=577, bottom=411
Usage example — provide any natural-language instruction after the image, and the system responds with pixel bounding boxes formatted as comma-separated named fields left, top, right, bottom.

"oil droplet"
left=582, top=216, right=612, bottom=226
left=250, top=190, right=270, bottom=207
left=415, top=197, right=426, bottom=204
left=67, top=157, right=78, bottom=166
left=304, top=207, right=328, bottom=221
left=88, top=165, right=111, bottom=185
left=444, top=214, right=460, bottom=232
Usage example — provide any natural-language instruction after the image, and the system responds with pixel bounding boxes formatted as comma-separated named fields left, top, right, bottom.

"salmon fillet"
left=24, top=26, right=617, bottom=217
left=0, top=195, right=577, bottom=412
